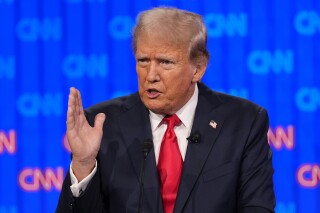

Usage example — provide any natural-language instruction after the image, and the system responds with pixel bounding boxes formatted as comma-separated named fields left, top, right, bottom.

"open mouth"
left=148, top=89, right=159, bottom=93
left=146, top=89, right=160, bottom=98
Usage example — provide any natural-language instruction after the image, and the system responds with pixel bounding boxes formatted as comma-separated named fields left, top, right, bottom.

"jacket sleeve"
left=238, top=108, right=276, bottom=213
left=56, top=168, right=107, bottom=213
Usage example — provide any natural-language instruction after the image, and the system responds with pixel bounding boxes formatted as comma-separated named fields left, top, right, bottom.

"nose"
left=146, top=61, right=160, bottom=83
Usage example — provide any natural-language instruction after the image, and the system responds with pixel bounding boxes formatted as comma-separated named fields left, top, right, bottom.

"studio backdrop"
left=0, top=0, right=319, bottom=212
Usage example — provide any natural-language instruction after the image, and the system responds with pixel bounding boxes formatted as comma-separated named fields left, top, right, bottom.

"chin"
left=146, top=105, right=163, bottom=114
left=142, top=97, right=173, bottom=115
left=143, top=103, right=163, bottom=115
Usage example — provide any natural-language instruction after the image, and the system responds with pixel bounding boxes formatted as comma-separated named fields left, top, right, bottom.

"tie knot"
left=163, top=114, right=180, bottom=129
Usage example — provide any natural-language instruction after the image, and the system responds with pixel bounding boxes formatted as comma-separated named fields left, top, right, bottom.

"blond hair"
left=132, top=7, right=209, bottom=65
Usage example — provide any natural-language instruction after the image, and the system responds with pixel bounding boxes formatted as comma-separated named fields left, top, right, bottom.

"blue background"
left=0, top=0, right=319, bottom=212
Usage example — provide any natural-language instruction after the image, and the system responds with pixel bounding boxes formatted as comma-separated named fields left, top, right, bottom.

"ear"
left=192, top=62, right=207, bottom=83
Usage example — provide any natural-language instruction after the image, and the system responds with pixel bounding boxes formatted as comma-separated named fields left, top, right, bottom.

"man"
left=57, top=7, right=276, bottom=213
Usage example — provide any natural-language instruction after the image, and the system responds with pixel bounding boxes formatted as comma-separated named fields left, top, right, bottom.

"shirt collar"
left=149, top=84, right=199, bottom=131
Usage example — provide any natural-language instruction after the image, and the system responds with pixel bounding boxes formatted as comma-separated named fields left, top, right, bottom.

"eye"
left=137, top=57, right=149, bottom=66
left=137, top=58, right=147, bottom=63
left=160, top=59, right=173, bottom=65
left=159, top=59, right=175, bottom=69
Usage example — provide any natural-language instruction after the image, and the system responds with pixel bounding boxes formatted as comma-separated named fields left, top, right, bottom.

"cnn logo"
left=0, top=130, right=17, bottom=154
left=297, top=164, right=320, bottom=188
left=18, top=167, right=64, bottom=191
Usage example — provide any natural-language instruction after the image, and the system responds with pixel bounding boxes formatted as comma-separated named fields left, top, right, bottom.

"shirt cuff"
left=69, top=160, right=97, bottom=197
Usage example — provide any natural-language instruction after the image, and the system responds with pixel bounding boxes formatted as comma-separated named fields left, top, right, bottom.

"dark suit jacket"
left=57, top=83, right=275, bottom=213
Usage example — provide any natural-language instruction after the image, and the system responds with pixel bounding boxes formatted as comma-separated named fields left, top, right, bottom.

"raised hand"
left=66, top=87, right=106, bottom=181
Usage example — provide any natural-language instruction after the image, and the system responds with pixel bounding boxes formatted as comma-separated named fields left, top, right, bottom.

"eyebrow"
left=136, top=54, right=149, bottom=58
left=155, top=55, right=174, bottom=60
left=135, top=53, right=177, bottom=61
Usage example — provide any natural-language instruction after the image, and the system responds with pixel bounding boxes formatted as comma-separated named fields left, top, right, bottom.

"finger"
left=77, top=89, right=84, bottom=115
left=74, top=88, right=80, bottom=116
left=67, top=94, right=76, bottom=130
left=67, top=88, right=77, bottom=128
left=66, top=106, right=75, bottom=129
left=68, top=87, right=77, bottom=108
left=94, top=113, right=106, bottom=131
left=77, top=90, right=84, bottom=114
left=68, top=87, right=78, bottom=118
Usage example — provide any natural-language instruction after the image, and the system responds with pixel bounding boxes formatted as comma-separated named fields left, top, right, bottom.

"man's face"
left=135, top=33, right=200, bottom=115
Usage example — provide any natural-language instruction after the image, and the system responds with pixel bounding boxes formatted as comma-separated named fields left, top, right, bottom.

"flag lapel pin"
left=209, top=120, right=217, bottom=129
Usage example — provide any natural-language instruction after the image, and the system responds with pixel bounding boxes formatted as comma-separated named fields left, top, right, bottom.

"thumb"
left=94, top=113, right=106, bottom=130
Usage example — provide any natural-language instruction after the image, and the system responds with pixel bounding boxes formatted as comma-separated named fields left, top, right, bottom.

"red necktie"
left=157, top=114, right=183, bottom=213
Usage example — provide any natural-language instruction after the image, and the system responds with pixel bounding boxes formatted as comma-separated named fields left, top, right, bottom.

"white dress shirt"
left=149, top=85, right=198, bottom=163
left=70, top=85, right=199, bottom=197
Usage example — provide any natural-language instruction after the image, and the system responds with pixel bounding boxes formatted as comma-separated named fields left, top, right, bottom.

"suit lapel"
left=117, top=94, right=163, bottom=212
left=115, top=84, right=226, bottom=213
left=174, top=84, right=225, bottom=213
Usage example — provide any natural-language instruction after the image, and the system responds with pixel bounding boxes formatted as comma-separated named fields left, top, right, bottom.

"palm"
left=66, top=88, right=106, bottom=162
